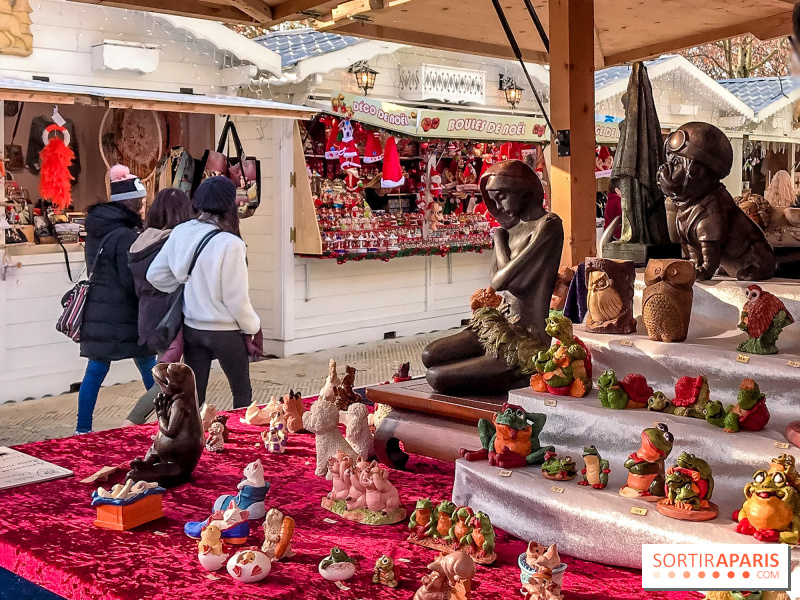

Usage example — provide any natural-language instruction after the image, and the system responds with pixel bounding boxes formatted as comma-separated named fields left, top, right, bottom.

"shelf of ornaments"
left=304, top=154, right=424, bottom=161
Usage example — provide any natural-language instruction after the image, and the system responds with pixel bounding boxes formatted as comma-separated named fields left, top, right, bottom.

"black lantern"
left=499, top=75, right=524, bottom=108
left=348, top=61, right=379, bottom=95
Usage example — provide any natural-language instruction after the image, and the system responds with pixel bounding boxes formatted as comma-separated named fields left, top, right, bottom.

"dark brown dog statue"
left=657, top=121, right=775, bottom=281
left=127, top=362, right=204, bottom=488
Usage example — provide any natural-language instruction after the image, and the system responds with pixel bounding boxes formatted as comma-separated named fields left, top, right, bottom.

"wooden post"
left=548, top=0, right=596, bottom=267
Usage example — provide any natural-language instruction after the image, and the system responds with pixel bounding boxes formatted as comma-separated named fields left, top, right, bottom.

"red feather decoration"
left=38, top=137, right=75, bottom=213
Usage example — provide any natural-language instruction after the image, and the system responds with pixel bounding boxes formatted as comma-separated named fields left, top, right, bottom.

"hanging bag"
left=56, top=231, right=116, bottom=342
left=198, top=119, right=261, bottom=217
left=4, top=102, right=24, bottom=172
left=151, top=229, right=222, bottom=349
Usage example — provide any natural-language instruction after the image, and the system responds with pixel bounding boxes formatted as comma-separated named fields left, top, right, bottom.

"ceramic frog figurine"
left=620, top=423, right=674, bottom=501
left=409, top=498, right=434, bottom=538
left=372, top=555, right=398, bottom=588
left=703, top=400, right=727, bottom=428
left=449, top=506, right=474, bottom=549
left=597, top=370, right=653, bottom=410
left=647, top=375, right=711, bottom=418
left=540, top=452, right=578, bottom=480
left=579, top=446, right=610, bottom=489
left=660, top=452, right=716, bottom=519
left=530, top=316, right=592, bottom=397
left=462, top=511, right=496, bottom=559
left=319, top=547, right=357, bottom=570
left=427, top=500, right=457, bottom=541
left=723, top=378, right=770, bottom=433
left=460, top=403, right=554, bottom=468
left=736, top=469, right=800, bottom=544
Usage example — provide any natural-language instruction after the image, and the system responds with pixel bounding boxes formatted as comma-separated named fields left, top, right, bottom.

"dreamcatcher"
left=99, top=108, right=165, bottom=208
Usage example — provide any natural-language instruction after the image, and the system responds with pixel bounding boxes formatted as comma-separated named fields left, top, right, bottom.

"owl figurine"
left=585, top=257, right=637, bottom=334
left=737, top=285, right=794, bottom=355
left=642, top=259, right=696, bottom=343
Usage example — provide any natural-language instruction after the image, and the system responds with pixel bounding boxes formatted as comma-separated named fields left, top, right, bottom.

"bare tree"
left=680, top=36, right=789, bottom=79
left=227, top=20, right=312, bottom=39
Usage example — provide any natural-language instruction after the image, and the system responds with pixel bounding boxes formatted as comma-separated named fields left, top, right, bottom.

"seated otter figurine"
left=422, top=160, right=564, bottom=395
left=657, top=122, right=775, bottom=281
left=127, top=362, right=205, bottom=488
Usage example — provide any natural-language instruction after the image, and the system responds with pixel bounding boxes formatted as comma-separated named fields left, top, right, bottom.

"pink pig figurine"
left=327, top=451, right=353, bottom=501
left=362, top=462, right=401, bottom=514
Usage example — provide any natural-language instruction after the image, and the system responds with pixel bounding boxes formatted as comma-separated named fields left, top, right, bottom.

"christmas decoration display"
left=381, top=136, right=405, bottom=188
left=363, top=131, right=383, bottom=163
left=337, top=118, right=360, bottom=169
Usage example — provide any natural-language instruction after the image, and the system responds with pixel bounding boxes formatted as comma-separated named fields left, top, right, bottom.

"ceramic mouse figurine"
left=126, top=363, right=204, bottom=488
left=620, top=423, right=674, bottom=501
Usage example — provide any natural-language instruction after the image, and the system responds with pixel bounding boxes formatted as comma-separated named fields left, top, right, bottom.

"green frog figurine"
left=530, top=316, right=592, bottom=398
left=540, top=451, right=578, bottom=481
left=658, top=452, right=718, bottom=521
left=579, top=446, right=610, bottom=489
left=620, top=423, right=674, bottom=501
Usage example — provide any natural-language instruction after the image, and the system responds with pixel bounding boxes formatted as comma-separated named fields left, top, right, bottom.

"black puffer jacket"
left=128, top=228, right=179, bottom=352
left=80, top=202, right=152, bottom=361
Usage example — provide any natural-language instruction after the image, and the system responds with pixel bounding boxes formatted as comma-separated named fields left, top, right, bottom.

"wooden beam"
left=107, top=99, right=311, bottom=119
left=328, top=21, right=549, bottom=63
left=272, top=0, right=337, bottom=21
left=223, top=0, right=273, bottom=22
left=549, top=0, right=596, bottom=267
left=68, top=0, right=257, bottom=24
left=604, top=10, right=793, bottom=66
left=0, top=91, right=77, bottom=104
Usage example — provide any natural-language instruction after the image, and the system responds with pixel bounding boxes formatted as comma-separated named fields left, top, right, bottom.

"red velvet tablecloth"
left=0, top=403, right=703, bottom=600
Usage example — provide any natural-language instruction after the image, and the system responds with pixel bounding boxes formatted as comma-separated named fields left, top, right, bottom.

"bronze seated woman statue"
left=422, top=160, right=564, bottom=395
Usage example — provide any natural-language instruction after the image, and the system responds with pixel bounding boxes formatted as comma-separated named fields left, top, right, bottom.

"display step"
left=576, top=274, right=800, bottom=433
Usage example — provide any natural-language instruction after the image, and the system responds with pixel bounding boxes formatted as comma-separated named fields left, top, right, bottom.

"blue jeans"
left=76, top=356, right=157, bottom=433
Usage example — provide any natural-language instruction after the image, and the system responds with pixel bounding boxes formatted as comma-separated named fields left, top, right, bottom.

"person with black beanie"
left=147, top=176, right=260, bottom=408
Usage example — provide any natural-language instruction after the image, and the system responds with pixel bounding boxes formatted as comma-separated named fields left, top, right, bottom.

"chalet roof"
left=718, top=76, right=800, bottom=120
left=255, top=28, right=365, bottom=68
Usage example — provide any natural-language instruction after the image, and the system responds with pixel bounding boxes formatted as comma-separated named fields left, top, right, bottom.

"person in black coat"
left=122, top=188, right=194, bottom=427
left=75, top=165, right=157, bottom=434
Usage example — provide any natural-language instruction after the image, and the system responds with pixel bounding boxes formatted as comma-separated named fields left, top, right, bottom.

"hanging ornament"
left=363, top=131, right=383, bottom=163
left=324, top=118, right=341, bottom=160
left=338, top=118, right=361, bottom=169
left=38, top=124, right=75, bottom=213
left=381, top=137, right=405, bottom=188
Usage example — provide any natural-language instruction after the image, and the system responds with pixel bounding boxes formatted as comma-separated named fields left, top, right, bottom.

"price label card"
left=775, top=441, right=791, bottom=449
left=737, top=354, right=751, bottom=364
left=499, top=469, right=513, bottom=477
left=396, top=558, right=411, bottom=563
left=630, top=507, right=648, bottom=516
left=335, top=582, right=350, bottom=591
left=551, top=486, right=565, bottom=493
left=323, top=518, right=338, bottom=525
left=205, top=574, right=221, bottom=581
left=620, top=339, right=634, bottom=347
left=544, top=398, right=558, bottom=408
left=787, top=361, right=800, bottom=368
left=153, top=531, right=168, bottom=537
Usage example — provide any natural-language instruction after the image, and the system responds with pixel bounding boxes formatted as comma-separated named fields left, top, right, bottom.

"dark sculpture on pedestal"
left=422, top=160, right=564, bottom=395
left=127, top=362, right=205, bottom=487
left=657, top=122, right=775, bottom=281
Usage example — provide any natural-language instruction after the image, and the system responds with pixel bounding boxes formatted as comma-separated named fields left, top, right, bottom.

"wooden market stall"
left=0, top=0, right=314, bottom=403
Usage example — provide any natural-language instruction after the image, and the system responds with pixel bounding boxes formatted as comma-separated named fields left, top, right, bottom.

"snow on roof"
left=255, top=29, right=365, bottom=69
left=717, top=76, right=800, bottom=120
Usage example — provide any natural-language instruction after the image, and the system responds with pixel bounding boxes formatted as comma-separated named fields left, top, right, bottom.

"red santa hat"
left=381, top=136, right=405, bottom=188
left=363, top=131, right=383, bottom=163
left=325, top=118, right=341, bottom=160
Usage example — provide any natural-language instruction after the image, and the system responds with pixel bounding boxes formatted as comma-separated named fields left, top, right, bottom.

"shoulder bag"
left=151, top=229, right=222, bottom=350
left=56, top=231, right=116, bottom=342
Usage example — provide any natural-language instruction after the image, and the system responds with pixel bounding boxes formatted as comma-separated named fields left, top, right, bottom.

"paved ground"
left=0, top=330, right=451, bottom=446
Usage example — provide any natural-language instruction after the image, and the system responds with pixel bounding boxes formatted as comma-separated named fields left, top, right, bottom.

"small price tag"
left=543, top=398, right=558, bottom=408
left=205, top=574, right=221, bottom=581
left=551, top=486, right=565, bottom=493
left=499, top=469, right=513, bottom=477
left=254, top=443, right=261, bottom=448
left=620, top=339, right=634, bottom=347
left=630, top=506, right=648, bottom=516
left=396, top=558, right=411, bottom=563
left=737, top=354, right=751, bottom=364
left=323, top=518, right=338, bottom=525
left=305, top=461, right=310, bottom=466
left=335, top=582, right=350, bottom=591
left=152, top=531, right=168, bottom=537
left=775, top=441, right=791, bottom=449
left=787, top=360, right=800, bottom=368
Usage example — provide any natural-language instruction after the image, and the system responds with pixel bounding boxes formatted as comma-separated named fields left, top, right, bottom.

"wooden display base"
left=656, top=499, right=719, bottom=522
left=406, top=535, right=497, bottom=565
left=542, top=472, right=577, bottom=481
left=618, top=486, right=663, bottom=502
left=321, top=497, right=406, bottom=526
left=94, top=494, right=164, bottom=531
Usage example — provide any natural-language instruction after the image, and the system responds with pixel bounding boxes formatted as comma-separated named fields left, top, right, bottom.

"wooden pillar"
left=548, top=0, right=596, bottom=267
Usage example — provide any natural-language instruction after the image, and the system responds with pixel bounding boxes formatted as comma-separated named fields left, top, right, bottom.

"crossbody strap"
left=87, top=230, right=119, bottom=281
left=187, top=229, right=222, bottom=278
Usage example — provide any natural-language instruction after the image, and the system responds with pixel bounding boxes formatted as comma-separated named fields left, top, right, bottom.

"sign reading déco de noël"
left=330, top=92, right=419, bottom=136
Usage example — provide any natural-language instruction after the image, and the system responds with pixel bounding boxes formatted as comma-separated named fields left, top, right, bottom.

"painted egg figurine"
left=227, top=548, right=272, bottom=583
left=318, top=547, right=357, bottom=581
left=197, top=525, right=229, bottom=571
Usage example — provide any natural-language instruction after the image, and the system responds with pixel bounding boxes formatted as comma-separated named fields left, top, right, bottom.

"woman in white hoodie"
left=147, top=176, right=260, bottom=408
